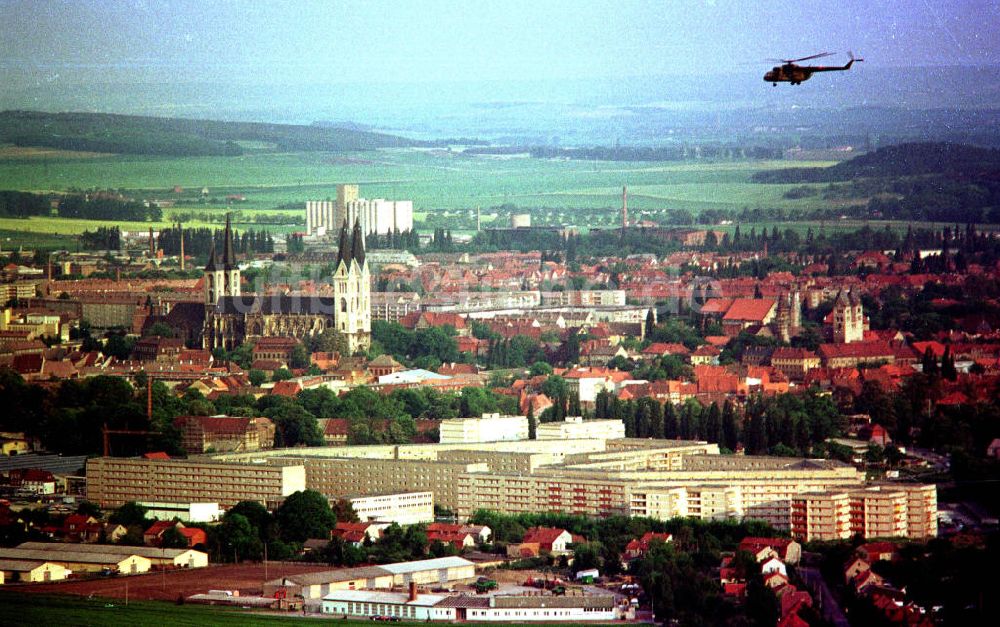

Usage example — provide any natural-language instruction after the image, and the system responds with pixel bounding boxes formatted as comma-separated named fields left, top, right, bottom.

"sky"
left=2, top=0, right=999, bottom=88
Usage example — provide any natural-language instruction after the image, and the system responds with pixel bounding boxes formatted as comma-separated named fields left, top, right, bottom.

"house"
left=738, top=537, right=801, bottom=566
left=852, top=568, right=884, bottom=593
left=721, top=299, right=778, bottom=337
left=760, top=556, right=787, bottom=577
left=173, top=415, right=276, bottom=454
left=690, top=345, right=721, bottom=366
left=818, top=341, right=895, bottom=369
left=623, top=532, right=673, bottom=562
left=0, top=559, right=71, bottom=583
left=520, top=527, right=575, bottom=554
left=143, top=521, right=207, bottom=548
left=764, top=571, right=790, bottom=589
left=843, top=557, right=871, bottom=584
left=857, top=541, right=899, bottom=562
left=252, top=337, right=299, bottom=363
left=770, top=347, right=821, bottom=381
left=331, top=522, right=383, bottom=547
left=426, top=523, right=491, bottom=545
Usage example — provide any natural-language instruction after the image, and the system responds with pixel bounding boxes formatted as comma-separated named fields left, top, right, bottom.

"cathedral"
left=203, top=216, right=371, bottom=354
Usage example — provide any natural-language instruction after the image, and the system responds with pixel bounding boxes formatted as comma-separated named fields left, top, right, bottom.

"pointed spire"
left=336, top=218, right=351, bottom=266
left=222, top=213, right=236, bottom=270
left=351, top=218, right=366, bottom=267
left=205, top=240, right=218, bottom=272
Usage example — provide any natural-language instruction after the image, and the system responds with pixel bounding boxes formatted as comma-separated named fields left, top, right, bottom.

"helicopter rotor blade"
left=784, top=52, right=836, bottom=63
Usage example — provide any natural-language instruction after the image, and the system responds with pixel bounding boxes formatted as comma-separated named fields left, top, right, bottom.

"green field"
left=0, top=146, right=841, bottom=240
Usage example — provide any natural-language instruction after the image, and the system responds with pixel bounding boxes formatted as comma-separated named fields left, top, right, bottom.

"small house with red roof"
left=519, top=527, right=575, bottom=555
left=738, top=537, right=801, bottom=565
left=623, top=532, right=673, bottom=562
left=331, top=521, right=383, bottom=547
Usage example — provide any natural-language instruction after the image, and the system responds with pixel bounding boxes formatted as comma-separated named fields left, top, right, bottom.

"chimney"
left=408, top=581, right=417, bottom=602
left=179, top=226, right=185, bottom=271
left=621, top=185, right=628, bottom=231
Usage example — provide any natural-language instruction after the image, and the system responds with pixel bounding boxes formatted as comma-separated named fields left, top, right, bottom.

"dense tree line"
left=79, top=226, right=122, bottom=250
left=58, top=194, right=161, bottom=222
left=367, top=227, right=421, bottom=251
left=593, top=388, right=844, bottom=457
left=371, top=320, right=462, bottom=370
left=0, top=190, right=50, bottom=217
left=157, top=224, right=275, bottom=256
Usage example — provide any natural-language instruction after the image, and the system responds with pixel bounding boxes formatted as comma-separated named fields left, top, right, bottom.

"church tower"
left=221, top=213, right=241, bottom=299
left=204, top=214, right=241, bottom=307
left=332, top=219, right=371, bottom=354
left=832, top=289, right=864, bottom=344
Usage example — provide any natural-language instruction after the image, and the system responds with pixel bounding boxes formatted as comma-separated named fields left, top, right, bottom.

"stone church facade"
left=204, top=218, right=371, bottom=354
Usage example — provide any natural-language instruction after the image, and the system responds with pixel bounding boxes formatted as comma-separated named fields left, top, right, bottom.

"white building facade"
left=350, top=492, right=435, bottom=525
left=439, top=414, right=529, bottom=444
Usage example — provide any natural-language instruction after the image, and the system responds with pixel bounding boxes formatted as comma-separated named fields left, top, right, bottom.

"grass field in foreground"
left=0, top=593, right=624, bottom=627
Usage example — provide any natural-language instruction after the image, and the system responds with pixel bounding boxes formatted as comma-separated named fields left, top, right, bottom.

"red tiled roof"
left=723, top=298, right=777, bottom=322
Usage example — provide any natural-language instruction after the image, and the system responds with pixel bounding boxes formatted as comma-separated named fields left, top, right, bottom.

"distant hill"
left=753, top=142, right=1000, bottom=183
left=0, top=110, right=426, bottom=157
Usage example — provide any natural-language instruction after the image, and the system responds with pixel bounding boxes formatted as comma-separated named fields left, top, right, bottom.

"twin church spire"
left=204, top=213, right=238, bottom=272
left=336, top=218, right=366, bottom=268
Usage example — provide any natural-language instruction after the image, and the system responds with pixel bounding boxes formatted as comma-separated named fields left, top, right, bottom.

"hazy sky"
left=2, top=0, right=998, bottom=86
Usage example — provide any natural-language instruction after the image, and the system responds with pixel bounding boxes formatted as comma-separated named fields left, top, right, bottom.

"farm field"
left=0, top=145, right=837, bottom=213
left=0, top=145, right=863, bottom=249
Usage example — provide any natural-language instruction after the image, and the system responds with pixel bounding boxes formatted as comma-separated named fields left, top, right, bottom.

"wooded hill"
left=0, top=110, right=426, bottom=157
left=753, top=142, right=1000, bottom=183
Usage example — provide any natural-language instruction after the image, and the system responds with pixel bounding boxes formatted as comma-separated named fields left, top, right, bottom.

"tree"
left=109, top=501, right=149, bottom=527
left=540, top=375, right=568, bottom=401
left=248, top=369, right=267, bottom=386
left=144, top=322, right=175, bottom=338
left=276, top=490, right=337, bottom=543
left=159, top=525, right=190, bottom=549
left=76, top=500, right=103, bottom=518
left=289, top=343, right=310, bottom=369
left=527, top=403, right=537, bottom=440
left=218, top=513, right=263, bottom=562
left=529, top=361, right=553, bottom=377
left=271, top=368, right=294, bottom=382
left=267, top=402, right=323, bottom=447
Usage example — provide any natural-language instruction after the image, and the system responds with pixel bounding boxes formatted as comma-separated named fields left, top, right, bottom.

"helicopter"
left=764, top=52, right=863, bottom=86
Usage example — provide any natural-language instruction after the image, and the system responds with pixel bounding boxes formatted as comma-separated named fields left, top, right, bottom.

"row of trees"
left=593, top=388, right=844, bottom=457
left=58, top=194, right=162, bottom=222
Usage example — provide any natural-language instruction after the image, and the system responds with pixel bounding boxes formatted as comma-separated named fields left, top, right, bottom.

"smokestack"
left=476, top=206, right=481, bottom=232
left=622, top=185, right=628, bottom=231
left=179, top=226, right=185, bottom=271
left=408, top=581, right=417, bottom=602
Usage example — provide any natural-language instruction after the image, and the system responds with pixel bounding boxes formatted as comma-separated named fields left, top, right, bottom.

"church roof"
left=351, top=219, right=366, bottom=266
left=336, top=220, right=351, bottom=266
left=215, top=295, right=336, bottom=316
left=205, top=242, right=218, bottom=272
left=222, top=213, right=236, bottom=270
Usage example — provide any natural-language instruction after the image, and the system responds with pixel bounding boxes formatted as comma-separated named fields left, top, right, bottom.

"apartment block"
left=536, top=417, right=626, bottom=441
left=790, top=484, right=938, bottom=542
left=85, top=457, right=305, bottom=509
left=350, top=491, right=435, bottom=526
left=791, top=491, right=853, bottom=541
